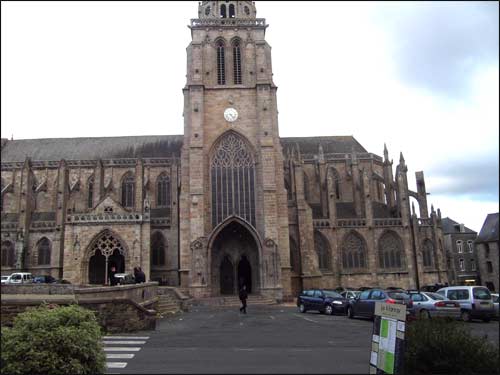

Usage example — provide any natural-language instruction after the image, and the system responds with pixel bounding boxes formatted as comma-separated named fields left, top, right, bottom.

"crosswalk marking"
left=103, top=335, right=150, bottom=372
left=106, top=354, right=135, bottom=359
left=106, top=362, right=128, bottom=369
left=102, top=340, right=146, bottom=345
left=104, top=347, right=142, bottom=352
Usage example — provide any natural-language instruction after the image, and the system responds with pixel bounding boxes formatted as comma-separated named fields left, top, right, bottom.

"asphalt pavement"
left=107, top=305, right=499, bottom=374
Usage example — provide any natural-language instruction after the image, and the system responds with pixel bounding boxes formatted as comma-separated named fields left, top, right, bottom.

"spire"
left=399, top=152, right=405, bottom=165
left=384, top=143, right=389, bottom=161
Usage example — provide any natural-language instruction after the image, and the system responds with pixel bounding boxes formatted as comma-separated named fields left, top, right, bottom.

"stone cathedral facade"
left=1, top=1, right=448, bottom=300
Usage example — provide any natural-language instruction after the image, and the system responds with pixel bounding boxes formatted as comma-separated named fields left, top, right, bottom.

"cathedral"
left=1, top=1, right=449, bottom=301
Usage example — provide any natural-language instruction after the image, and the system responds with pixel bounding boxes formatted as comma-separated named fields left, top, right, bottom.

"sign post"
left=369, top=302, right=406, bottom=374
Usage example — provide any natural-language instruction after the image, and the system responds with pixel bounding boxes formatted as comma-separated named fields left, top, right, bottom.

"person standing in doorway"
left=239, top=284, right=248, bottom=314
left=109, top=265, right=117, bottom=286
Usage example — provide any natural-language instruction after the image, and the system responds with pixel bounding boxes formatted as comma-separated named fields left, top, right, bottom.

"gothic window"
left=422, top=239, right=434, bottom=268
left=229, top=3, right=235, bottom=18
left=341, top=231, right=367, bottom=270
left=220, top=4, right=227, bottom=18
left=211, top=132, right=256, bottom=227
left=37, top=237, right=51, bottom=265
left=87, top=176, right=94, bottom=209
left=151, top=232, right=166, bottom=266
left=315, top=231, right=331, bottom=270
left=233, top=40, right=242, bottom=84
left=121, top=173, right=135, bottom=208
left=156, top=174, right=171, bottom=208
left=1, top=241, right=15, bottom=267
left=216, top=40, right=226, bottom=85
left=378, top=231, right=405, bottom=270
left=289, top=237, right=300, bottom=273
left=91, top=231, right=125, bottom=258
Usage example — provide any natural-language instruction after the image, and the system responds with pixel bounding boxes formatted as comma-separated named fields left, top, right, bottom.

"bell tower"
left=179, top=1, right=291, bottom=300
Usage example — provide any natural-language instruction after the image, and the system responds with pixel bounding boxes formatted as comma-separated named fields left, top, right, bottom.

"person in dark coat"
left=135, top=267, right=146, bottom=283
left=133, top=267, right=140, bottom=283
left=109, top=266, right=117, bottom=286
left=239, top=285, right=248, bottom=314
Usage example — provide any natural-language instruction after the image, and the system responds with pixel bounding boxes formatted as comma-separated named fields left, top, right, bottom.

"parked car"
left=346, top=289, right=413, bottom=320
left=1, top=275, right=12, bottom=284
left=436, top=286, right=495, bottom=322
left=114, top=273, right=135, bottom=285
left=7, top=272, right=33, bottom=284
left=297, top=289, right=349, bottom=315
left=408, top=291, right=460, bottom=319
left=340, top=290, right=360, bottom=301
left=33, top=275, right=57, bottom=284
left=491, top=293, right=499, bottom=319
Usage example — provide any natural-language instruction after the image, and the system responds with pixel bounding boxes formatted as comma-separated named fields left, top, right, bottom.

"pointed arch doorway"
left=210, top=220, right=260, bottom=296
left=86, top=231, right=126, bottom=285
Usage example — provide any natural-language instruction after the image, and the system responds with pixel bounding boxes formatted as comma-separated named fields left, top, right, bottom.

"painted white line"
left=269, top=315, right=275, bottom=320
left=106, top=354, right=135, bottom=359
left=290, top=349, right=312, bottom=352
left=104, top=347, right=141, bottom=352
left=103, top=336, right=149, bottom=340
left=234, top=348, right=255, bottom=351
left=106, top=362, right=128, bottom=368
left=102, top=340, right=146, bottom=345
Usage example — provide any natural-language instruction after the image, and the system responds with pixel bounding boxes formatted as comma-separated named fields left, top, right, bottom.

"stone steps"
left=192, top=294, right=276, bottom=307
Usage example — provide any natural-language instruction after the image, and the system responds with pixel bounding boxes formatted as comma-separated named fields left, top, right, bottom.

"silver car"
left=492, top=293, right=499, bottom=319
left=341, top=290, right=360, bottom=300
left=409, top=291, right=461, bottom=319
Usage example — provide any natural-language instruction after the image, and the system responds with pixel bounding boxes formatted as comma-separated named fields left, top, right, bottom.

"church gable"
left=91, top=196, right=130, bottom=214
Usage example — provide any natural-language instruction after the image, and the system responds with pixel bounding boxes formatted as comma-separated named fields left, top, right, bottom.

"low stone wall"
left=1, top=284, right=76, bottom=295
left=1, top=282, right=159, bottom=333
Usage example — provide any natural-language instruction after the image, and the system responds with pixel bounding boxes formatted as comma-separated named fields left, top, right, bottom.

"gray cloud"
left=425, top=155, right=499, bottom=200
left=374, top=2, right=499, bottom=98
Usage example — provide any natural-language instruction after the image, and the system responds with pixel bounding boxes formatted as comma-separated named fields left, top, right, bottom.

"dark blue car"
left=297, top=289, right=349, bottom=315
left=346, top=289, right=414, bottom=320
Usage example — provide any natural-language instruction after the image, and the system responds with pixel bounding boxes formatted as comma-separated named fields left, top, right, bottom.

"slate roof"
left=280, top=136, right=367, bottom=157
left=476, top=213, right=499, bottom=243
left=1, top=135, right=184, bottom=162
left=441, top=217, right=477, bottom=234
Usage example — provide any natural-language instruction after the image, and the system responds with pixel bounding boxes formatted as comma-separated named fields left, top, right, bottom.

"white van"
left=436, top=285, right=495, bottom=322
left=7, top=272, right=34, bottom=284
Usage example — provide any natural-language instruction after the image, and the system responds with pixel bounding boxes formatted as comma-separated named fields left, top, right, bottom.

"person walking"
left=239, top=285, right=248, bottom=314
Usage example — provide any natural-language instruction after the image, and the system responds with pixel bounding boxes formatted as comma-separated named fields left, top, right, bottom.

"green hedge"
left=1, top=304, right=106, bottom=375
left=404, top=317, right=499, bottom=374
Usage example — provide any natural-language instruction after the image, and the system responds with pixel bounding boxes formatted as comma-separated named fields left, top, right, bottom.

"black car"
left=33, top=275, right=57, bottom=284
left=297, top=289, right=349, bottom=315
left=347, top=289, right=414, bottom=320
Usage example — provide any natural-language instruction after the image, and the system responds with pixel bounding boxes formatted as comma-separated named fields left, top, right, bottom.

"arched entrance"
left=211, top=220, right=260, bottom=295
left=86, top=231, right=127, bottom=285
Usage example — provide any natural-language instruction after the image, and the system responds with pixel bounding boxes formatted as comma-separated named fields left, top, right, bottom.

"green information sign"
left=369, top=302, right=406, bottom=374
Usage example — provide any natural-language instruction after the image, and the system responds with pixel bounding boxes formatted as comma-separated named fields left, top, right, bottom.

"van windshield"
left=473, top=287, right=491, bottom=300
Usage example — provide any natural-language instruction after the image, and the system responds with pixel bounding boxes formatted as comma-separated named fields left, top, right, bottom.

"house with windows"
left=0, top=1, right=449, bottom=300
left=475, top=213, right=499, bottom=292
left=441, top=217, right=479, bottom=285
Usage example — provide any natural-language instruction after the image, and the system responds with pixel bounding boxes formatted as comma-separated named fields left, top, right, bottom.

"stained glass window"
left=341, top=232, right=367, bottom=270
left=378, top=231, right=405, bottom=269
left=37, top=237, right=51, bottom=265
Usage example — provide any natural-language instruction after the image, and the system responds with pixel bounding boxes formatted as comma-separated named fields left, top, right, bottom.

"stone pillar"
left=93, top=159, right=104, bottom=206
left=17, top=158, right=34, bottom=270
left=415, top=171, right=429, bottom=218
left=55, top=159, right=69, bottom=279
left=351, top=151, right=362, bottom=217
left=135, top=159, right=144, bottom=212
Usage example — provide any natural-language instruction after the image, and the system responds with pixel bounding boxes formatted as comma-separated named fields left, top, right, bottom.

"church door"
left=238, top=255, right=252, bottom=293
left=220, top=255, right=234, bottom=295
left=89, top=250, right=106, bottom=284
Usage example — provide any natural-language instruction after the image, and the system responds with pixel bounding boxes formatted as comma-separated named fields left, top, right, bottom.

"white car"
left=1, top=275, right=12, bottom=284
left=491, top=293, right=499, bottom=319
left=7, top=272, right=34, bottom=284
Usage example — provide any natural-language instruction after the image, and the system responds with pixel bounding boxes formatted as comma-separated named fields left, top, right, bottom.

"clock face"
left=224, top=107, right=238, bottom=122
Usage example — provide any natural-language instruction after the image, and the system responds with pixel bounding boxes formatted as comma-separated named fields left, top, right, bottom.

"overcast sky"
left=1, top=1, right=498, bottom=232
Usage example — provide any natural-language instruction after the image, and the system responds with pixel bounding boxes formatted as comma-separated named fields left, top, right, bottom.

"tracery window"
left=315, top=231, right=331, bottom=270
left=151, top=232, right=166, bottom=266
left=217, top=40, right=226, bottom=85
left=37, top=237, right=51, bottom=265
left=289, top=237, right=300, bottom=273
left=87, top=176, right=94, bottom=209
left=422, top=239, right=434, bottom=268
left=156, top=174, right=171, bottom=208
left=233, top=40, right=242, bottom=84
left=121, top=173, right=135, bottom=208
left=341, top=232, right=367, bottom=270
left=211, top=132, right=255, bottom=227
left=1, top=241, right=15, bottom=267
left=378, top=231, right=405, bottom=269
left=91, top=231, right=125, bottom=258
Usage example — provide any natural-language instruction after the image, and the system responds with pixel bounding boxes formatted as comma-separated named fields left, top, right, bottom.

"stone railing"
left=190, top=18, right=267, bottom=28
left=67, top=212, right=146, bottom=224
left=31, top=221, right=57, bottom=229
left=1, top=222, right=17, bottom=230
left=374, top=218, right=403, bottom=227
left=418, top=218, right=432, bottom=226
left=313, top=219, right=330, bottom=228
left=337, top=218, right=366, bottom=227
left=151, top=217, right=171, bottom=226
